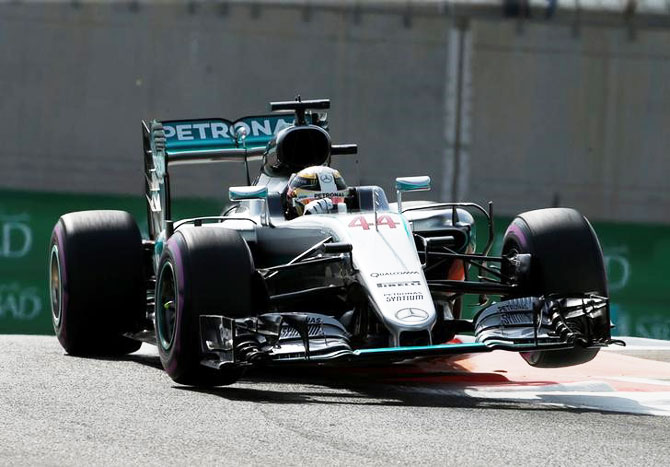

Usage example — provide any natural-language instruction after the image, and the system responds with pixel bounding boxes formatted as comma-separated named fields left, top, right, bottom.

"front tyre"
left=502, top=208, right=610, bottom=368
left=155, top=227, right=254, bottom=386
left=49, top=210, right=145, bottom=356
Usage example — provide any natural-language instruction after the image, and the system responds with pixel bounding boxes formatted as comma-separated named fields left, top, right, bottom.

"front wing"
left=198, top=294, right=614, bottom=369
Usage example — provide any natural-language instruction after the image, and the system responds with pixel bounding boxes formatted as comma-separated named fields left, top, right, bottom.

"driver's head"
left=287, top=166, right=348, bottom=216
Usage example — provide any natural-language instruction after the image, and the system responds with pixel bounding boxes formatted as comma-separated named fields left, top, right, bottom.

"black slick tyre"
left=155, top=227, right=254, bottom=386
left=49, top=210, right=145, bottom=356
left=502, top=208, right=609, bottom=368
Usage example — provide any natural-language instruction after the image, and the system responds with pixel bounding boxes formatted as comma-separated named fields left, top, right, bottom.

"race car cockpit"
left=285, top=166, right=349, bottom=218
left=282, top=165, right=392, bottom=220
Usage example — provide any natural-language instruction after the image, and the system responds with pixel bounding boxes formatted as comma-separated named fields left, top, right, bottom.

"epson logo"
left=163, top=119, right=292, bottom=141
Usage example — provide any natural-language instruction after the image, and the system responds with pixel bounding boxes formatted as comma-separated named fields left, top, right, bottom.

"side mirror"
left=229, top=186, right=269, bottom=225
left=395, top=176, right=431, bottom=213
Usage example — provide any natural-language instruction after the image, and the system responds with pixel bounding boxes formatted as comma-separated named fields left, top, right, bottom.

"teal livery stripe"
left=353, top=342, right=490, bottom=356
left=162, top=115, right=293, bottom=153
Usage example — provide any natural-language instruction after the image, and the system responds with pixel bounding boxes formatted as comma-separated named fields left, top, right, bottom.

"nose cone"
left=388, top=306, right=436, bottom=333
left=394, top=307, right=431, bottom=324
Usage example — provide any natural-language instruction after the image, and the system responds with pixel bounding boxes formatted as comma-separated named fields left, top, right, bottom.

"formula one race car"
left=48, top=98, right=616, bottom=386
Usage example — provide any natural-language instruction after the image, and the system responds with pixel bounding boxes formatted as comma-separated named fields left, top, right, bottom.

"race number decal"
left=348, top=216, right=370, bottom=230
left=348, top=215, right=397, bottom=230
left=377, top=215, right=397, bottom=229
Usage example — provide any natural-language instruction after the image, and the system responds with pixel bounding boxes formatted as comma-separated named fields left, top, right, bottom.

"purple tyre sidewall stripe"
left=53, top=223, right=69, bottom=340
left=163, top=236, right=186, bottom=375
left=504, top=221, right=528, bottom=249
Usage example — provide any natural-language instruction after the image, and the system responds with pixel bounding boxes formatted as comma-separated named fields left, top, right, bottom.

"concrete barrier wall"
left=1, top=2, right=669, bottom=224
left=469, top=19, right=670, bottom=224
left=1, top=1, right=669, bottom=336
left=0, top=2, right=449, bottom=204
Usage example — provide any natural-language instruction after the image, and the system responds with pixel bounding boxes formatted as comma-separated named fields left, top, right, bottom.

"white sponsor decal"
left=384, top=291, right=424, bottom=303
left=377, top=280, right=421, bottom=288
left=613, top=306, right=670, bottom=341
left=370, top=271, right=419, bottom=278
left=603, top=247, right=631, bottom=292
left=635, top=318, right=670, bottom=341
left=0, top=283, right=42, bottom=320
left=163, top=118, right=293, bottom=141
left=395, top=308, right=429, bottom=323
left=0, top=214, right=32, bottom=258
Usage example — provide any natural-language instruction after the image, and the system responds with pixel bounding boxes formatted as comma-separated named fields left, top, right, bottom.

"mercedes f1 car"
left=49, top=98, right=617, bottom=386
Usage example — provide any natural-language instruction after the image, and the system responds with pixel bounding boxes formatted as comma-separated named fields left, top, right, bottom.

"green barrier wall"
left=1, top=189, right=668, bottom=339
left=0, top=190, right=220, bottom=334
left=460, top=215, right=670, bottom=340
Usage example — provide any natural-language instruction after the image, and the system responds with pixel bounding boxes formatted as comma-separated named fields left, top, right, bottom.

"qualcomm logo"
left=395, top=308, right=429, bottom=323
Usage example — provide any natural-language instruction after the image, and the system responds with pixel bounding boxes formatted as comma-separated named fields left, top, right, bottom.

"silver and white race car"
left=48, top=98, right=616, bottom=386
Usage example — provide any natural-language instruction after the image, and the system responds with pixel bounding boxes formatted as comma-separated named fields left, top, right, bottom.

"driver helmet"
left=287, top=166, right=348, bottom=216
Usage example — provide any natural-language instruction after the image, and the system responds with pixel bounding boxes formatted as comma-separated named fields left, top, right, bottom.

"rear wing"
left=150, top=114, right=295, bottom=163
left=142, top=98, right=358, bottom=241
left=141, top=114, right=296, bottom=238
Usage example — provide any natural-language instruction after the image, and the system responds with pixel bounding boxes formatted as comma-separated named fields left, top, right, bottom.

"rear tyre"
left=502, top=208, right=609, bottom=368
left=49, top=210, right=145, bottom=356
left=155, top=227, right=254, bottom=386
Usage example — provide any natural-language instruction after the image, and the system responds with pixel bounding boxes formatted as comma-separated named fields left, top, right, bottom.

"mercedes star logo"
left=395, top=308, right=429, bottom=323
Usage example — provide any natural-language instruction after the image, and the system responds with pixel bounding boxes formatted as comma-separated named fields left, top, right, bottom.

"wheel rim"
left=156, top=261, right=177, bottom=351
left=49, top=244, right=63, bottom=327
left=500, top=243, right=522, bottom=295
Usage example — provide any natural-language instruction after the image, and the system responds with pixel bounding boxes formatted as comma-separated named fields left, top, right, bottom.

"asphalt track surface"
left=2, top=336, right=670, bottom=466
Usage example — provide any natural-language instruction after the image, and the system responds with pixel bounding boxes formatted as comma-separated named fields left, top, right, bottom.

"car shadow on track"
left=70, top=350, right=165, bottom=371
left=177, top=365, right=655, bottom=416
left=110, top=348, right=657, bottom=416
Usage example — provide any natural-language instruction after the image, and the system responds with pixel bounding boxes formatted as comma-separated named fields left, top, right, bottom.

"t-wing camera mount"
left=270, top=97, right=331, bottom=126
